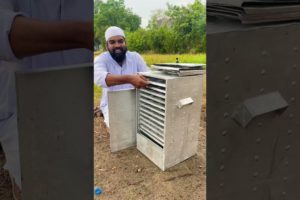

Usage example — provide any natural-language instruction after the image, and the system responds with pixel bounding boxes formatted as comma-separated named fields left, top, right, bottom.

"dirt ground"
left=94, top=98, right=206, bottom=200
left=0, top=145, right=14, bottom=200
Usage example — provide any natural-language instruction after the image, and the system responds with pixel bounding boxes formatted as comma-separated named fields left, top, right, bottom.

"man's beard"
left=109, top=47, right=127, bottom=63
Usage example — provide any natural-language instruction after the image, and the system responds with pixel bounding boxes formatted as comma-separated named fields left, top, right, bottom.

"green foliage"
left=94, top=0, right=206, bottom=53
left=142, top=53, right=206, bottom=67
left=165, top=0, right=206, bottom=53
left=126, top=29, right=150, bottom=52
left=94, top=84, right=102, bottom=107
left=94, top=0, right=141, bottom=49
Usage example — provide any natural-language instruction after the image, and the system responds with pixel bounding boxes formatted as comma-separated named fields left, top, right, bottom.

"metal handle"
left=176, top=97, right=194, bottom=109
left=232, top=91, right=288, bottom=128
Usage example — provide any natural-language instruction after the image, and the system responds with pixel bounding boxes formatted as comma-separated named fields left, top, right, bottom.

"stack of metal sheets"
left=151, top=63, right=205, bottom=77
left=138, top=76, right=167, bottom=148
left=208, top=0, right=300, bottom=24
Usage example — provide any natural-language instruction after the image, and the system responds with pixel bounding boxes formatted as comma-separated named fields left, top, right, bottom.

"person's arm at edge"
left=9, top=16, right=93, bottom=59
left=105, top=74, right=148, bottom=89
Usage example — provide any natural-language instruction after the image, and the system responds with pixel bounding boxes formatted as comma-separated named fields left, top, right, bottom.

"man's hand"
left=105, top=74, right=149, bottom=88
left=9, top=16, right=93, bottom=58
left=128, top=74, right=149, bottom=89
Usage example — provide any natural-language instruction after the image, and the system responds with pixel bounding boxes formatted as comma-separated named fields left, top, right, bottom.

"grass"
left=142, top=53, right=206, bottom=68
left=94, top=84, right=102, bottom=107
left=94, top=53, right=206, bottom=107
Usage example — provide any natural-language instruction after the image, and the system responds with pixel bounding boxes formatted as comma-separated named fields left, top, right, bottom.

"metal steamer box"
left=207, top=19, right=300, bottom=200
left=109, top=67, right=204, bottom=171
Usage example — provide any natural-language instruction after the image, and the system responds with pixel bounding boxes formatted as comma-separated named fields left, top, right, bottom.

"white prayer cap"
left=105, top=26, right=125, bottom=41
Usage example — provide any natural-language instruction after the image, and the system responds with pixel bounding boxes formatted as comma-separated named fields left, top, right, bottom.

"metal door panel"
left=16, top=64, right=93, bottom=200
left=207, top=20, right=300, bottom=199
left=108, top=89, right=137, bottom=152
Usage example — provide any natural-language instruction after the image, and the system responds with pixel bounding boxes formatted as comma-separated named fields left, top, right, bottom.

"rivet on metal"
left=261, top=51, right=267, bottom=56
left=252, top=186, right=257, bottom=191
left=224, top=76, right=230, bottom=82
left=293, top=64, right=297, bottom=69
left=283, top=176, right=288, bottom=182
left=220, top=165, right=225, bottom=171
left=221, top=148, right=226, bottom=153
left=223, top=112, right=229, bottom=118
left=285, top=161, right=289, bottom=166
left=294, top=47, right=299, bottom=52
left=290, top=97, right=295, bottom=102
left=287, top=130, right=293, bottom=135
left=224, top=94, right=230, bottom=100
left=225, top=57, right=230, bottom=63
left=285, top=145, right=291, bottom=151
left=256, top=138, right=261, bottom=144
left=219, top=183, right=224, bottom=188
left=222, top=130, right=228, bottom=136
left=261, top=69, right=266, bottom=75
left=253, top=172, right=258, bottom=177
left=254, top=155, right=260, bottom=161
left=282, top=191, right=287, bottom=196
left=260, top=88, right=265, bottom=93
left=291, top=81, right=296, bottom=86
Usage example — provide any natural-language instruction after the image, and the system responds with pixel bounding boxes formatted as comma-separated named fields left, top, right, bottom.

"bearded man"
left=94, top=26, right=149, bottom=127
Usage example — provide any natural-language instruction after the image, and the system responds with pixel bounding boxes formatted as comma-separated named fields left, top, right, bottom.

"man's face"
left=106, top=36, right=127, bottom=63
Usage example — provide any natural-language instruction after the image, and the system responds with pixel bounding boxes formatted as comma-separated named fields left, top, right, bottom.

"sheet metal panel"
left=207, top=19, right=300, bottom=200
left=139, top=103, right=166, bottom=116
left=208, top=1, right=300, bottom=24
left=140, top=89, right=166, bottom=99
left=140, top=93, right=165, bottom=105
left=139, top=107, right=165, bottom=122
left=208, top=0, right=300, bottom=8
left=108, top=89, right=137, bottom=152
left=16, top=64, right=93, bottom=200
left=163, top=75, right=203, bottom=169
left=139, top=113, right=165, bottom=128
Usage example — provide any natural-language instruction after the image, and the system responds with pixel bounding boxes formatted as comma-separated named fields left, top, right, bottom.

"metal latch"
left=232, top=91, right=288, bottom=128
left=177, top=97, right=194, bottom=108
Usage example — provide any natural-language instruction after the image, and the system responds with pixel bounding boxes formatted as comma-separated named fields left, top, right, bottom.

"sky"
left=103, top=0, right=206, bottom=28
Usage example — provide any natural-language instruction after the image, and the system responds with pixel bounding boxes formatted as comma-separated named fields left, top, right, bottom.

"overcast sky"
left=102, top=0, right=206, bottom=28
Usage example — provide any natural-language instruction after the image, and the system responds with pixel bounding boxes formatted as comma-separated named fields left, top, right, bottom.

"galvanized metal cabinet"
left=16, top=64, right=93, bottom=200
left=207, top=19, right=300, bottom=200
left=109, top=71, right=204, bottom=170
left=137, top=72, right=203, bottom=170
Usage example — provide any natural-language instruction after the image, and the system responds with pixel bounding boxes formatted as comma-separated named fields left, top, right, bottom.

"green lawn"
left=94, top=53, right=206, bottom=107
left=142, top=53, right=206, bottom=68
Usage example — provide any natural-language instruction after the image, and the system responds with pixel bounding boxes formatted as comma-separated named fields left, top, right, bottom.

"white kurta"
left=0, top=0, right=92, bottom=188
left=94, top=51, right=149, bottom=127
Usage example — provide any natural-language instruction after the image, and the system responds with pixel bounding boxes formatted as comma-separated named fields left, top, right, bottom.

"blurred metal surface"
left=207, top=18, right=300, bottom=200
left=16, top=64, right=93, bottom=200
left=108, top=89, right=137, bottom=152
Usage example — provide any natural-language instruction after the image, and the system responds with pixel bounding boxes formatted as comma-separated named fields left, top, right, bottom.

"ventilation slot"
left=138, top=76, right=166, bottom=148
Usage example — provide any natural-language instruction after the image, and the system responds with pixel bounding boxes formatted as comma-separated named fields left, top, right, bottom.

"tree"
left=126, top=29, right=150, bottom=52
left=94, top=0, right=141, bottom=49
left=166, top=0, right=206, bottom=53
left=147, top=10, right=171, bottom=30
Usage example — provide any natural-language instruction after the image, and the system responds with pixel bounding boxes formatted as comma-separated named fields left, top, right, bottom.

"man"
left=0, top=1, right=93, bottom=199
left=94, top=26, right=149, bottom=127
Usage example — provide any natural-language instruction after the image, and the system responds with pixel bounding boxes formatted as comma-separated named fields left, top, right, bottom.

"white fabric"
left=94, top=51, right=149, bottom=127
left=101, top=103, right=109, bottom=128
left=105, top=26, right=125, bottom=41
left=0, top=0, right=93, bottom=188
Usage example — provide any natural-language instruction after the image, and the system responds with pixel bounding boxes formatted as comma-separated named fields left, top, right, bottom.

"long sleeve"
left=0, top=1, right=25, bottom=61
left=94, top=54, right=109, bottom=88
